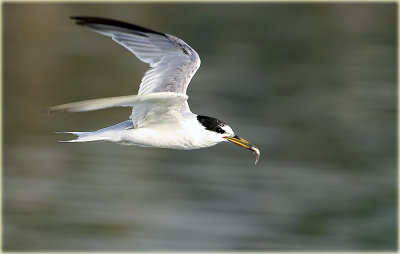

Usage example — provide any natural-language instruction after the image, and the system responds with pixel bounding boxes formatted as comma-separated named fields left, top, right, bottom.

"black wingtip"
left=70, top=16, right=166, bottom=37
left=70, top=16, right=88, bottom=26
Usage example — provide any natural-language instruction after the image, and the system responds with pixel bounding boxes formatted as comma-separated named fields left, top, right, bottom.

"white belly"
left=118, top=123, right=220, bottom=150
left=70, top=119, right=222, bottom=150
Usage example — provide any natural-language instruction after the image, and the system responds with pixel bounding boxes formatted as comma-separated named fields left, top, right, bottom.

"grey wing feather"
left=48, top=92, right=188, bottom=127
left=71, top=17, right=201, bottom=116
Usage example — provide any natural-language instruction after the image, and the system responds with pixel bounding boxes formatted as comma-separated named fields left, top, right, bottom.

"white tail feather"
left=58, top=136, right=109, bottom=143
left=57, top=132, right=111, bottom=143
left=55, top=120, right=133, bottom=143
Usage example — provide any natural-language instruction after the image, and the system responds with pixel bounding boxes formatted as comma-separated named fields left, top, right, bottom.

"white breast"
left=118, top=118, right=222, bottom=150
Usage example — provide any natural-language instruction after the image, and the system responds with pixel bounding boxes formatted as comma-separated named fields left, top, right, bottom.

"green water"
left=3, top=3, right=397, bottom=251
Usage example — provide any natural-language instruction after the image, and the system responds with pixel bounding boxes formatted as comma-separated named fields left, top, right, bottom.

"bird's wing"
left=48, top=92, right=188, bottom=127
left=71, top=16, right=201, bottom=123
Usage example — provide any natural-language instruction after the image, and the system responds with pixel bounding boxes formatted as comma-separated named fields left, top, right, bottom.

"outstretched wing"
left=71, top=16, right=201, bottom=119
left=48, top=92, right=188, bottom=128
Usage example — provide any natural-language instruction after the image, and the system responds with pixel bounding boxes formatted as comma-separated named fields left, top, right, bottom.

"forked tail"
left=55, top=132, right=109, bottom=143
left=55, top=120, right=133, bottom=143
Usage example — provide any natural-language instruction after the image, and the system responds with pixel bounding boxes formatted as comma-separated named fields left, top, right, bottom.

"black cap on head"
left=197, top=115, right=227, bottom=134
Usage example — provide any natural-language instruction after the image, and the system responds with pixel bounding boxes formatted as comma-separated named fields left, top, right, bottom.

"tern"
left=49, top=17, right=260, bottom=164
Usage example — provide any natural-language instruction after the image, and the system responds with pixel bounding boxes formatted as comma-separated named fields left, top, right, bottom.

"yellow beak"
left=224, top=136, right=260, bottom=164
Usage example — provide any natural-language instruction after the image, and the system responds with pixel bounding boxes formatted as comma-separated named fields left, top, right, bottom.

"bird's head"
left=197, top=115, right=260, bottom=164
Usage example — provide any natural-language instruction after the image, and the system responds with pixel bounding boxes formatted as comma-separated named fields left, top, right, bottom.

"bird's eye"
left=215, top=127, right=225, bottom=134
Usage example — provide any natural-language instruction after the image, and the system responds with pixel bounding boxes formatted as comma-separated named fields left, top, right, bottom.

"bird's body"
left=49, top=17, right=260, bottom=164
left=65, top=116, right=222, bottom=150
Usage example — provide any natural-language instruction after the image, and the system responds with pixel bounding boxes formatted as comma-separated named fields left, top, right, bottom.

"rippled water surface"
left=3, top=3, right=397, bottom=251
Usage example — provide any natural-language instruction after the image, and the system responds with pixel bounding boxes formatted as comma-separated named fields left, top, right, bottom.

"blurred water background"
left=3, top=2, right=397, bottom=251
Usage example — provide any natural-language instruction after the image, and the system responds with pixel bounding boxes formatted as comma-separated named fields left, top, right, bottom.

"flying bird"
left=49, top=16, right=260, bottom=164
